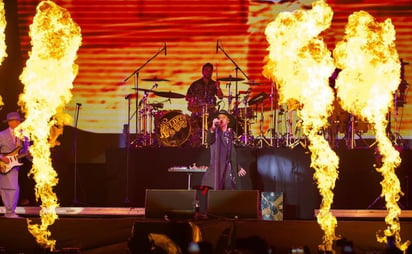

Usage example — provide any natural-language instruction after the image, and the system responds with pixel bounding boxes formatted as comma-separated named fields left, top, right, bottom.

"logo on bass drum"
left=157, top=111, right=191, bottom=147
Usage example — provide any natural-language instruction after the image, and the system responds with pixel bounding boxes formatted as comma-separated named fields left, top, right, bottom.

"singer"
left=200, top=110, right=247, bottom=190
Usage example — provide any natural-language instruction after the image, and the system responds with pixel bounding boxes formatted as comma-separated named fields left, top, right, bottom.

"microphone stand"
left=124, top=94, right=132, bottom=204
left=72, top=103, right=83, bottom=206
left=213, top=128, right=221, bottom=190
left=122, top=43, right=166, bottom=204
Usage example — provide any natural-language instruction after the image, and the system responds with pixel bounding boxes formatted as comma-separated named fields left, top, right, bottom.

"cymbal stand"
left=255, top=102, right=270, bottom=148
left=123, top=43, right=166, bottom=144
left=277, top=106, right=286, bottom=146
left=139, top=92, right=149, bottom=146
left=216, top=40, right=249, bottom=113
left=265, top=83, right=277, bottom=147
left=284, top=107, right=295, bottom=147
left=345, top=114, right=355, bottom=149
left=146, top=83, right=159, bottom=146
left=201, top=104, right=209, bottom=148
left=226, top=82, right=233, bottom=112
left=289, top=118, right=306, bottom=149
left=148, top=104, right=154, bottom=146
left=390, top=89, right=408, bottom=148
left=234, top=71, right=240, bottom=117
left=242, top=91, right=251, bottom=146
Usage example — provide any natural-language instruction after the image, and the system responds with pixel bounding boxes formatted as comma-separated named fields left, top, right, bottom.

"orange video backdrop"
left=16, top=0, right=412, bottom=140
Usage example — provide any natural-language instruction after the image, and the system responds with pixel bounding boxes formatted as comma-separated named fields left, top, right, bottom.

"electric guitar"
left=0, top=147, right=27, bottom=175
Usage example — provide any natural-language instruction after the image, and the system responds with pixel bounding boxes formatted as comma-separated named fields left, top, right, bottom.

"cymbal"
left=243, top=81, right=264, bottom=85
left=218, top=76, right=245, bottom=82
left=154, top=91, right=185, bottom=99
left=248, top=92, right=268, bottom=105
left=132, top=88, right=155, bottom=93
left=141, top=76, right=169, bottom=82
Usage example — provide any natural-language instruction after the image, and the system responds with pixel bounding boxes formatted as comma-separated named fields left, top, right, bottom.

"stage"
left=0, top=208, right=412, bottom=254
left=37, top=128, right=411, bottom=218
left=2, top=131, right=411, bottom=253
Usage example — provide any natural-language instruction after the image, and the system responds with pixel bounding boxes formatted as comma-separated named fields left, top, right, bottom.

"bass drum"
left=155, top=111, right=191, bottom=147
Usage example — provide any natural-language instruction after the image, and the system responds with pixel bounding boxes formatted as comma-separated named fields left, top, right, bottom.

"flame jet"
left=263, top=1, right=339, bottom=251
left=334, top=11, right=409, bottom=252
left=0, top=0, right=6, bottom=106
left=16, top=1, right=81, bottom=250
left=0, top=0, right=6, bottom=64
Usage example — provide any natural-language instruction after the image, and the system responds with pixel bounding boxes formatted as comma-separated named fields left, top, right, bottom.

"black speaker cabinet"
left=145, top=189, right=197, bottom=218
left=207, top=190, right=260, bottom=219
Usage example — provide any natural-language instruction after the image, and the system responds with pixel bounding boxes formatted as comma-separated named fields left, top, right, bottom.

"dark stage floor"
left=1, top=208, right=412, bottom=254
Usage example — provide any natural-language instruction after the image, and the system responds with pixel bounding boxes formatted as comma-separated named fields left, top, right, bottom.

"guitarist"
left=0, top=112, right=29, bottom=218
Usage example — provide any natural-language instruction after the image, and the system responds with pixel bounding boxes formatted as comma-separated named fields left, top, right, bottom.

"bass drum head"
left=155, top=111, right=191, bottom=147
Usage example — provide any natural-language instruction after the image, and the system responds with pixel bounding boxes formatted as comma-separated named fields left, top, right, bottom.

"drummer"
left=186, top=62, right=223, bottom=116
left=186, top=62, right=223, bottom=147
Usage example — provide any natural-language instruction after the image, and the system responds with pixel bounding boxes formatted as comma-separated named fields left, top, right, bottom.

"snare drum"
left=155, top=111, right=191, bottom=147
left=188, top=97, right=215, bottom=113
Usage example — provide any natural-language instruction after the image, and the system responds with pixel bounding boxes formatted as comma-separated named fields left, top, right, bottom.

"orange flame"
left=16, top=1, right=81, bottom=250
left=263, top=1, right=339, bottom=251
left=0, top=0, right=6, bottom=64
left=48, top=109, right=72, bottom=148
left=334, top=11, right=410, bottom=251
left=0, top=0, right=5, bottom=108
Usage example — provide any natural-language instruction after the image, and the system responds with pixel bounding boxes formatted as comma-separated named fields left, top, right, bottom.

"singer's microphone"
left=76, top=103, right=82, bottom=107
left=164, top=42, right=167, bottom=56
left=125, top=94, right=132, bottom=99
left=216, top=40, right=219, bottom=53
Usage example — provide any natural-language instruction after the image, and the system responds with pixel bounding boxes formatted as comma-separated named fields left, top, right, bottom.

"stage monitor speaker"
left=207, top=190, right=259, bottom=219
left=145, top=189, right=197, bottom=219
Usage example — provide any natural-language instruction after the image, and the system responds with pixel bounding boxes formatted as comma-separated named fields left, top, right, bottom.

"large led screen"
left=15, top=0, right=412, bottom=142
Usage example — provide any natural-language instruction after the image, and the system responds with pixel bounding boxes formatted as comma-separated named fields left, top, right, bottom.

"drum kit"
left=127, top=74, right=291, bottom=148
left=129, top=76, right=378, bottom=149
